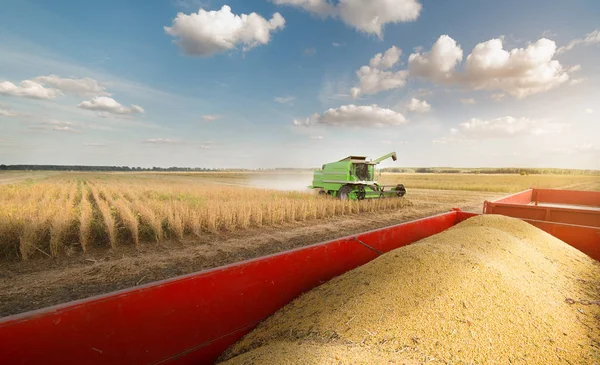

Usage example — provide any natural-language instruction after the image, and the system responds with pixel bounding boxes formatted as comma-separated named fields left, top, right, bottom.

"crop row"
left=0, top=179, right=412, bottom=260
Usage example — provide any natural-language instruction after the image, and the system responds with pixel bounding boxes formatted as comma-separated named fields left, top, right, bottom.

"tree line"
left=381, top=167, right=600, bottom=175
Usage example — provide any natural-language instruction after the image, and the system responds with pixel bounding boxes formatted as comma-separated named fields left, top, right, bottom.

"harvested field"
left=380, top=172, right=600, bottom=193
left=219, top=215, right=600, bottom=365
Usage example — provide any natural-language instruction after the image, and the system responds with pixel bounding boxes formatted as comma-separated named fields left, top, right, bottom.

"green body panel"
left=309, top=152, right=405, bottom=200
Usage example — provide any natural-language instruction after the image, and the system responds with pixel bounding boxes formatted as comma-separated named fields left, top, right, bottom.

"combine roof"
left=339, top=155, right=367, bottom=162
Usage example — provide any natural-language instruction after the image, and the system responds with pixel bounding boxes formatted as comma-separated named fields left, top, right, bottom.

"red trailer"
left=0, top=189, right=598, bottom=365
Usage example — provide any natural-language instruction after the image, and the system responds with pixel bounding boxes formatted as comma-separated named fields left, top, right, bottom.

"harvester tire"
left=338, top=185, right=353, bottom=201
left=318, top=190, right=327, bottom=196
left=394, top=184, right=407, bottom=197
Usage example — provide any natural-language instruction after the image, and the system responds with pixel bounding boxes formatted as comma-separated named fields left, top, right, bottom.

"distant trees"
left=0, top=165, right=221, bottom=172
left=380, top=167, right=599, bottom=176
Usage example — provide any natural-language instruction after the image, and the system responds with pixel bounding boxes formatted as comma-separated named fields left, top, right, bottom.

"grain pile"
left=218, top=215, right=600, bottom=365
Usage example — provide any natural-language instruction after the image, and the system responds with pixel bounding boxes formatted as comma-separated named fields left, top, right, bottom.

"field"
left=0, top=172, right=411, bottom=260
left=1, top=170, right=599, bottom=317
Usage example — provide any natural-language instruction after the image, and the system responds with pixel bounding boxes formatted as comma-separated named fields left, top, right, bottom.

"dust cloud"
left=245, top=172, right=314, bottom=192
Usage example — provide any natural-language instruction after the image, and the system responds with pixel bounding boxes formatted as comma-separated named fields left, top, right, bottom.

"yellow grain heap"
left=218, top=215, right=600, bottom=365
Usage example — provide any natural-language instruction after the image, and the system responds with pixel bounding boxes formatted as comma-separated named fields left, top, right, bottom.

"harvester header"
left=310, top=151, right=406, bottom=200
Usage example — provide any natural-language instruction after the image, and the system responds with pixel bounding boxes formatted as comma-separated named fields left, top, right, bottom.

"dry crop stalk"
left=89, top=183, right=117, bottom=249
left=112, top=193, right=140, bottom=248
left=49, top=183, right=76, bottom=256
left=79, top=184, right=93, bottom=252
left=124, top=190, right=163, bottom=242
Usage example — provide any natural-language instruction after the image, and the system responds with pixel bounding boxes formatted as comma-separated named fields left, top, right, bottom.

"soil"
left=0, top=189, right=500, bottom=317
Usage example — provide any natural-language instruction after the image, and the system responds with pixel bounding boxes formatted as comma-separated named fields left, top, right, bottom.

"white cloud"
left=51, top=126, right=77, bottom=132
left=408, top=35, right=463, bottom=82
left=274, top=96, right=295, bottom=104
left=332, top=42, right=344, bottom=47
left=0, top=80, right=62, bottom=100
left=33, top=75, right=109, bottom=97
left=350, top=46, right=407, bottom=98
left=164, top=5, right=285, bottom=57
left=406, top=97, right=431, bottom=113
left=460, top=98, right=476, bottom=105
left=432, top=135, right=470, bottom=144
left=463, top=38, right=571, bottom=98
left=569, top=78, right=584, bottom=86
left=202, top=114, right=220, bottom=121
left=585, top=108, right=594, bottom=114
left=272, top=0, right=421, bottom=38
left=272, top=0, right=336, bottom=16
left=490, top=93, right=505, bottom=101
left=28, top=119, right=80, bottom=133
left=350, top=67, right=408, bottom=98
left=409, top=35, right=574, bottom=98
left=0, top=106, right=20, bottom=117
left=309, top=135, right=323, bottom=139
left=143, top=138, right=180, bottom=144
left=293, top=104, right=407, bottom=127
left=557, top=29, right=600, bottom=54
left=455, top=116, right=567, bottom=139
left=369, top=46, right=402, bottom=69
left=78, top=96, right=145, bottom=115
left=303, top=48, right=316, bottom=56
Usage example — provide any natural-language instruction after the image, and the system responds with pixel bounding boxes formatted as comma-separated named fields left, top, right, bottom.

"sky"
left=0, top=0, right=599, bottom=169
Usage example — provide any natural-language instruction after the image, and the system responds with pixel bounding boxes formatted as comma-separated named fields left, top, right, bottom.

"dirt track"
left=0, top=189, right=501, bottom=317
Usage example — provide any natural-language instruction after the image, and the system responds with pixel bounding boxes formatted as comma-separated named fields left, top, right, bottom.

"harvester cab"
left=309, top=151, right=406, bottom=200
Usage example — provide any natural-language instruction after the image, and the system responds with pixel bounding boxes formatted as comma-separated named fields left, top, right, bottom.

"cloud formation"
left=274, top=96, right=295, bottom=104
left=143, top=138, right=180, bottom=144
left=406, top=98, right=431, bottom=113
left=408, top=35, right=463, bottom=82
left=272, top=0, right=421, bottom=38
left=557, top=29, right=600, bottom=54
left=463, top=38, right=571, bottom=98
left=0, top=80, right=62, bottom=100
left=78, top=97, right=145, bottom=115
left=350, top=46, right=407, bottom=98
left=369, top=46, right=402, bottom=69
left=293, top=104, right=407, bottom=127
left=28, top=120, right=80, bottom=133
left=460, top=98, right=476, bottom=105
left=454, top=116, right=566, bottom=139
left=33, top=75, right=110, bottom=97
left=164, top=5, right=285, bottom=56
left=408, top=35, right=574, bottom=98
left=0, top=106, right=21, bottom=117
left=202, top=114, right=220, bottom=121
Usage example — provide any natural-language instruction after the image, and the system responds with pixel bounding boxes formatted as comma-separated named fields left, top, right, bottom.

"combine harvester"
left=309, top=151, right=406, bottom=200
left=0, top=188, right=599, bottom=364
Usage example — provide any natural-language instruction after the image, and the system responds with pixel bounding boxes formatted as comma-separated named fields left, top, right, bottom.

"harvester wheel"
left=318, top=189, right=327, bottom=196
left=394, top=184, right=407, bottom=197
left=338, top=185, right=353, bottom=200
left=356, top=186, right=366, bottom=200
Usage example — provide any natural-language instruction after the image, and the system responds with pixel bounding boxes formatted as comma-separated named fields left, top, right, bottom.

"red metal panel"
left=455, top=211, right=479, bottom=223
left=491, top=189, right=533, bottom=205
left=0, top=211, right=461, bottom=365
left=533, top=189, right=600, bottom=207
left=355, top=211, right=457, bottom=253
left=485, top=203, right=600, bottom=228
left=523, top=220, right=600, bottom=262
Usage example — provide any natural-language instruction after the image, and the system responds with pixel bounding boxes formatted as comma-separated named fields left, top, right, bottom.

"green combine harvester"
left=309, top=152, right=406, bottom=200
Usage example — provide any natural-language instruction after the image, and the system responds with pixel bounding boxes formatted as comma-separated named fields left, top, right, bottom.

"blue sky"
left=0, top=0, right=599, bottom=169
